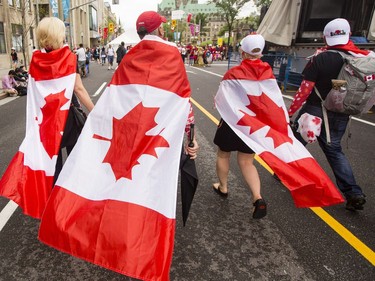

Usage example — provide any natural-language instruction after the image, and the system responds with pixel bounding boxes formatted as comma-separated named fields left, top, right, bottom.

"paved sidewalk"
left=0, top=92, right=8, bottom=100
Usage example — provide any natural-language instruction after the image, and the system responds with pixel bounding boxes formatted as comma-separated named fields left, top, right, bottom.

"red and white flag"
left=0, top=46, right=76, bottom=218
left=215, top=59, right=344, bottom=207
left=39, top=36, right=191, bottom=281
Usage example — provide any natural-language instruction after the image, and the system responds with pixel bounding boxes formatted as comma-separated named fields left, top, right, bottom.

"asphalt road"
left=0, top=61, right=374, bottom=281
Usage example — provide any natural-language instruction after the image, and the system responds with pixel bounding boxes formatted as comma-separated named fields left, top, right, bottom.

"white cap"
left=240, top=34, right=265, bottom=56
left=323, top=18, right=350, bottom=46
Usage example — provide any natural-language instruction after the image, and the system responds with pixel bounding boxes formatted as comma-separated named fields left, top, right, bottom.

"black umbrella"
left=180, top=124, right=199, bottom=226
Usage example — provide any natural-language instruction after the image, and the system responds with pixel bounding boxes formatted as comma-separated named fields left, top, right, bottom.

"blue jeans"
left=294, top=104, right=363, bottom=199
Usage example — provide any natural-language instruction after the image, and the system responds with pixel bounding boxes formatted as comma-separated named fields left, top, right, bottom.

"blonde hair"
left=241, top=50, right=262, bottom=60
left=36, top=17, right=66, bottom=50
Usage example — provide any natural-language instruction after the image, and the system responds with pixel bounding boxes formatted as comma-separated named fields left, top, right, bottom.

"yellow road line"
left=191, top=96, right=375, bottom=266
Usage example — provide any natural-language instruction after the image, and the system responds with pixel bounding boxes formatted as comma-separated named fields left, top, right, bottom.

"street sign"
left=171, top=10, right=184, bottom=20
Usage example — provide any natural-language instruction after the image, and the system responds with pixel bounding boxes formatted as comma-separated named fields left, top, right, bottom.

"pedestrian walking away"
left=212, top=34, right=267, bottom=219
left=107, top=44, right=115, bottom=70
left=100, top=46, right=106, bottom=65
left=75, top=43, right=86, bottom=77
left=38, top=10, right=199, bottom=281
left=288, top=18, right=375, bottom=211
left=0, top=17, right=94, bottom=219
left=116, top=41, right=127, bottom=65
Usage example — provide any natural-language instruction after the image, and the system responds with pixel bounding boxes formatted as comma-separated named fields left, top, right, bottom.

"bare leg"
left=237, top=152, right=262, bottom=202
left=214, top=148, right=231, bottom=193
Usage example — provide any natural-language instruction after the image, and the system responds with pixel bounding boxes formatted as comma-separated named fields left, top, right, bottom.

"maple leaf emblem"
left=312, top=116, right=321, bottom=125
left=39, top=90, right=69, bottom=158
left=93, top=102, right=169, bottom=181
left=237, top=92, right=292, bottom=148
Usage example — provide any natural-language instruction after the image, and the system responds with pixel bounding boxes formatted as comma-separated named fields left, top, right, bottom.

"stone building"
left=158, top=0, right=225, bottom=44
left=0, top=0, right=116, bottom=76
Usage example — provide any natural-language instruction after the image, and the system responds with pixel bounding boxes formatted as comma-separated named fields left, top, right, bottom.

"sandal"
left=212, top=183, right=228, bottom=197
left=253, top=199, right=267, bottom=219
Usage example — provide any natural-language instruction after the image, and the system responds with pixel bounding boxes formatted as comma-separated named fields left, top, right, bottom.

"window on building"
left=8, top=0, right=14, bottom=6
left=0, top=22, right=6, bottom=53
left=16, top=0, right=20, bottom=8
left=89, top=5, right=98, bottom=31
left=11, top=24, right=23, bottom=51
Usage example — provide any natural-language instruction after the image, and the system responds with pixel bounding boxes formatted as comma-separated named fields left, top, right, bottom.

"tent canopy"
left=257, top=0, right=301, bottom=47
left=107, top=29, right=141, bottom=50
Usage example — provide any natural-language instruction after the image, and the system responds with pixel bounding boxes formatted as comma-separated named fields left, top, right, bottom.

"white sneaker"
left=108, top=66, right=110, bottom=70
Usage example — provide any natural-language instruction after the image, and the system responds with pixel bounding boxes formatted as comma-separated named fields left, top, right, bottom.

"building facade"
left=158, top=0, right=225, bottom=44
left=0, top=0, right=116, bottom=76
left=0, top=0, right=35, bottom=72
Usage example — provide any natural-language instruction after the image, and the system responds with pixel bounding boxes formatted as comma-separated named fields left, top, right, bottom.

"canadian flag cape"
left=215, top=59, right=344, bottom=207
left=0, top=46, right=76, bottom=218
left=39, top=36, right=191, bottom=281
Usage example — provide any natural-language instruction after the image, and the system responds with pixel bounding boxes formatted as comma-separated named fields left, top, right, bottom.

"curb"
left=0, top=92, right=9, bottom=100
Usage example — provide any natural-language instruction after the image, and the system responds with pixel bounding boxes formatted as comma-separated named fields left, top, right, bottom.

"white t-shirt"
left=76, top=47, right=86, bottom=62
left=107, top=47, right=114, bottom=57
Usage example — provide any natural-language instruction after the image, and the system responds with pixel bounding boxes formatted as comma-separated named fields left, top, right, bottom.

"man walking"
left=116, top=41, right=126, bottom=65
left=288, top=18, right=375, bottom=211
left=75, top=43, right=86, bottom=77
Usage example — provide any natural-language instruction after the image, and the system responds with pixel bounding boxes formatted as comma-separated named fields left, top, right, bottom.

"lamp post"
left=68, top=0, right=96, bottom=49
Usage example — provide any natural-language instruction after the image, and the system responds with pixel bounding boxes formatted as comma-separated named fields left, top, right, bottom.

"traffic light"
left=171, top=19, right=177, bottom=27
left=109, top=22, right=114, bottom=33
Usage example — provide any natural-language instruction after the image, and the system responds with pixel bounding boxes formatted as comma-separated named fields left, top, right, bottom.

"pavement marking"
left=190, top=66, right=223, bottom=78
left=311, top=207, right=375, bottom=266
left=0, top=200, right=18, bottom=232
left=92, top=82, right=107, bottom=97
left=190, top=95, right=375, bottom=266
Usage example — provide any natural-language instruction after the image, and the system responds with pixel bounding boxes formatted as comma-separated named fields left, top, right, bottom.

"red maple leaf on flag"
left=39, top=89, right=69, bottom=158
left=93, top=102, right=170, bottom=181
left=237, top=92, right=292, bottom=148
left=312, top=116, right=321, bottom=125
left=307, top=131, right=315, bottom=138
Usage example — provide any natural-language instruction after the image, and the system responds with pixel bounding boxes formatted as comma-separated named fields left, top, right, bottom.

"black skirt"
left=213, top=119, right=254, bottom=154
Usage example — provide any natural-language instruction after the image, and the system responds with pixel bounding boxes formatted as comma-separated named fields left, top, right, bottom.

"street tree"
left=10, top=0, right=36, bottom=69
left=210, top=0, right=247, bottom=49
left=193, top=13, right=209, bottom=37
left=253, top=0, right=272, bottom=7
left=254, top=0, right=272, bottom=23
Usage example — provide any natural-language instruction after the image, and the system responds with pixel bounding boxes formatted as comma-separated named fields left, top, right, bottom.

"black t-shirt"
left=302, top=50, right=347, bottom=107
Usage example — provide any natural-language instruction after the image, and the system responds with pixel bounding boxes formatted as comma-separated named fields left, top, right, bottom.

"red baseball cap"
left=136, top=11, right=167, bottom=33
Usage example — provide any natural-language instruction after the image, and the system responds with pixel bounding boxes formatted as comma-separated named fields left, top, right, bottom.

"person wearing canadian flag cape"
left=0, top=17, right=94, bottom=219
left=213, top=33, right=344, bottom=218
left=288, top=18, right=375, bottom=212
left=39, top=11, right=198, bottom=281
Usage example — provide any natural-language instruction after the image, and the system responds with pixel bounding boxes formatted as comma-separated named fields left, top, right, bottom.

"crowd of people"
left=178, top=43, right=228, bottom=66
left=1, top=66, right=28, bottom=97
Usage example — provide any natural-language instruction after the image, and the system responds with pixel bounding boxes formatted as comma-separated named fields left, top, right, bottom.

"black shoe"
left=345, top=195, right=366, bottom=211
left=212, top=183, right=228, bottom=197
left=253, top=199, right=267, bottom=219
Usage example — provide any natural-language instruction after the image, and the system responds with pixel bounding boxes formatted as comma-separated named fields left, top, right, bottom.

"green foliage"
left=192, top=13, right=209, bottom=36
left=209, top=0, right=248, bottom=46
left=253, top=0, right=272, bottom=7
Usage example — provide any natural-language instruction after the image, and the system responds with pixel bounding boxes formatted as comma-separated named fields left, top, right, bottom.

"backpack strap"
left=314, top=86, right=331, bottom=145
